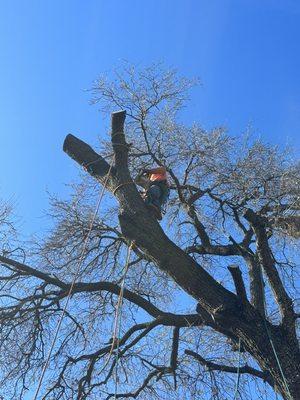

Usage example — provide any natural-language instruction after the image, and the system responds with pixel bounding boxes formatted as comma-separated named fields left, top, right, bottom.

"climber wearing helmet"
left=135, top=166, right=170, bottom=220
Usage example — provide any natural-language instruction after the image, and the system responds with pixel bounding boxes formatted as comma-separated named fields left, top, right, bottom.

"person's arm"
left=135, top=172, right=149, bottom=189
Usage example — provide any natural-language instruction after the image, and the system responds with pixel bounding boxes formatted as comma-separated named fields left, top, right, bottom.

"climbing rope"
left=88, top=242, right=134, bottom=391
left=259, top=267, right=293, bottom=400
left=33, top=162, right=114, bottom=400
left=113, top=242, right=133, bottom=399
left=262, top=318, right=292, bottom=399
left=233, top=337, right=241, bottom=400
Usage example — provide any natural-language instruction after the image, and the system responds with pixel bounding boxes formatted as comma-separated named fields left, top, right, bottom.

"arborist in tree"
left=135, top=166, right=170, bottom=220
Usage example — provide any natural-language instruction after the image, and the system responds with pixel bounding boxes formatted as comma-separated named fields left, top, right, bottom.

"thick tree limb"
left=71, top=281, right=203, bottom=327
left=0, top=255, right=201, bottom=327
left=170, top=327, right=180, bottom=371
left=243, top=209, right=295, bottom=325
left=244, top=254, right=266, bottom=317
left=63, top=134, right=117, bottom=191
left=184, top=349, right=274, bottom=387
left=186, top=243, right=238, bottom=256
left=0, top=254, right=67, bottom=289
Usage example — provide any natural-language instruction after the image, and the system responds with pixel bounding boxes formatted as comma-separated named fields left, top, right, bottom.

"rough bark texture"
left=63, top=111, right=300, bottom=400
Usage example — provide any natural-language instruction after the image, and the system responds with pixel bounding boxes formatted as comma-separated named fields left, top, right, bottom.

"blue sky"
left=0, top=0, right=300, bottom=237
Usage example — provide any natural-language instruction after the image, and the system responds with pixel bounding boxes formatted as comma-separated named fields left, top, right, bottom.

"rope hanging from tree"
left=113, top=242, right=134, bottom=399
left=259, top=267, right=293, bottom=400
left=33, top=162, right=114, bottom=400
left=233, top=337, right=242, bottom=400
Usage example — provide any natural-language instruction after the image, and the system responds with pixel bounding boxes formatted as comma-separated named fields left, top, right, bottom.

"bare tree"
left=0, top=64, right=299, bottom=400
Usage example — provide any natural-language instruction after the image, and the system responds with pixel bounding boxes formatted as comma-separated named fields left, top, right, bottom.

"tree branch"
left=227, top=265, right=248, bottom=306
left=186, top=243, right=238, bottom=257
left=71, top=281, right=203, bottom=327
left=244, top=254, right=266, bottom=317
left=0, top=255, right=202, bottom=327
left=63, top=133, right=117, bottom=190
left=185, top=349, right=274, bottom=387
left=170, top=327, right=180, bottom=371
left=0, top=254, right=67, bottom=289
left=243, top=209, right=295, bottom=325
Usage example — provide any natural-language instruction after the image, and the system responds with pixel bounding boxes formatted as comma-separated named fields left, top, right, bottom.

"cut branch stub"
left=111, top=110, right=126, bottom=134
left=63, top=133, right=116, bottom=190
left=228, top=264, right=248, bottom=306
left=111, top=110, right=130, bottom=173
left=109, top=110, right=146, bottom=211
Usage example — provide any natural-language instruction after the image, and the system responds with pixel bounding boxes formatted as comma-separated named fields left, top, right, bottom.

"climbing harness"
left=33, top=162, right=114, bottom=400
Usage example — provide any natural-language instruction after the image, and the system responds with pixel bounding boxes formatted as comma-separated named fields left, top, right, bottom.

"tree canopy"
left=0, top=64, right=299, bottom=400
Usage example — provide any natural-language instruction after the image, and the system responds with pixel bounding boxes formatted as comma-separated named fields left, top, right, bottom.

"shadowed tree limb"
left=63, top=133, right=117, bottom=190
left=186, top=243, right=238, bottom=256
left=243, top=209, right=295, bottom=327
left=244, top=254, right=266, bottom=317
left=170, top=326, right=180, bottom=390
left=0, top=254, right=202, bottom=328
left=184, top=349, right=274, bottom=387
left=170, top=327, right=180, bottom=371
left=0, top=254, right=67, bottom=289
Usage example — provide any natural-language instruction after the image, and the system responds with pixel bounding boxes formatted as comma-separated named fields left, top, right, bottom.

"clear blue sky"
left=1, top=0, right=300, bottom=236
